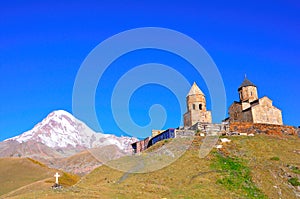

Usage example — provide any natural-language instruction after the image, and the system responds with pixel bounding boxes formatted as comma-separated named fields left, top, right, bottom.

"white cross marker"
left=54, top=172, right=60, bottom=184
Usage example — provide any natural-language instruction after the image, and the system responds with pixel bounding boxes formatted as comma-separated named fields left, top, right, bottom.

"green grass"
left=270, top=156, right=280, bottom=161
left=288, top=177, right=300, bottom=186
left=289, top=165, right=300, bottom=174
left=211, top=152, right=267, bottom=199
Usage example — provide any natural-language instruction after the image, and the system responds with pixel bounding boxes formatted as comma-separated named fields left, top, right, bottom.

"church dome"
left=238, top=77, right=256, bottom=91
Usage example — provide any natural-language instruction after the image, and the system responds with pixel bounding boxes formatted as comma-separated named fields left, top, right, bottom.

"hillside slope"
left=6, top=134, right=300, bottom=199
left=0, top=157, right=52, bottom=196
left=54, top=150, right=101, bottom=175
left=0, top=157, right=79, bottom=197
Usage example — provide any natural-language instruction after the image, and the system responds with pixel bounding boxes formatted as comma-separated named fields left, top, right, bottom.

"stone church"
left=184, top=82, right=212, bottom=127
left=226, top=77, right=283, bottom=125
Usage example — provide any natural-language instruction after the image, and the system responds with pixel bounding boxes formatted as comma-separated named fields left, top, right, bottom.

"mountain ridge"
left=0, top=110, right=138, bottom=174
left=5, top=110, right=137, bottom=151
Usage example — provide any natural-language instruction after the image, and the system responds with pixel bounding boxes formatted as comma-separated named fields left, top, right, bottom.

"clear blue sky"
left=1, top=0, right=299, bottom=140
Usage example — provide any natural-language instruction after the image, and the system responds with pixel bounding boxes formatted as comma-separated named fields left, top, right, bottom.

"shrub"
left=290, top=166, right=300, bottom=174
left=27, top=158, right=47, bottom=167
left=288, top=177, right=300, bottom=186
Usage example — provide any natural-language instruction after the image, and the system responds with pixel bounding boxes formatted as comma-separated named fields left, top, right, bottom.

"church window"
left=193, top=104, right=195, bottom=110
left=199, top=104, right=202, bottom=110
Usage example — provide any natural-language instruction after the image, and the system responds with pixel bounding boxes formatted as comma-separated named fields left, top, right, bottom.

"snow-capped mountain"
left=5, top=110, right=138, bottom=151
left=0, top=110, right=138, bottom=174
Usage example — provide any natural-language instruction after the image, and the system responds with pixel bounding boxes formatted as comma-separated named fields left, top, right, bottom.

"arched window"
left=199, top=104, right=202, bottom=110
left=193, top=104, right=196, bottom=110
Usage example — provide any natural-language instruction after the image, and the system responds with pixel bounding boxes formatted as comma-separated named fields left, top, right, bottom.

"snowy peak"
left=7, top=110, right=85, bottom=148
left=6, top=110, right=138, bottom=151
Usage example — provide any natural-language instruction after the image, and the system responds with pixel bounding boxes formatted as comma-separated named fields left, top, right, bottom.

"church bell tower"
left=183, top=82, right=212, bottom=127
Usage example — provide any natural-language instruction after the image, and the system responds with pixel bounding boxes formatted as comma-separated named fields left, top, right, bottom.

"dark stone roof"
left=238, top=78, right=256, bottom=91
left=242, top=107, right=252, bottom=112
left=250, top=99, right=259, bottom=105
left=222, top=117, right=230, bottom=122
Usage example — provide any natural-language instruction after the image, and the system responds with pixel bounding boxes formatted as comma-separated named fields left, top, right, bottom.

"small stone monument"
left=52, top=172, right=63, bottom=189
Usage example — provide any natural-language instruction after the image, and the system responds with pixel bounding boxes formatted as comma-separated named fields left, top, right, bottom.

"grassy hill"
left=0, top=157, right=79, bottom=197
left=54, top=150, right=102, bottom=175
left=5, top=134, right=300, bottom=199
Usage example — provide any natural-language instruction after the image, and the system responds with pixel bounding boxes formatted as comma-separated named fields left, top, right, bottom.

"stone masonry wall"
left=175, top=129, right=195, bottom=137
left=229, top=122, right=297, bottom=136
left=187, top=94, right=207, bottom=111
left=229, top=103, right=253, bottom=123
left=239, top=86, right=258, bottom=102
left=251, top=98, right=283, bottom=125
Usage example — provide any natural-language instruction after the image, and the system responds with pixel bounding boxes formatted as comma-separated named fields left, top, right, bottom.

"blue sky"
left=1, top=0, right=299, bottom=140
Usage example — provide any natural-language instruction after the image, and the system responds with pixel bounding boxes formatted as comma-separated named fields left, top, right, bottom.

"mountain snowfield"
left=5, top=110, right=138, bottom=151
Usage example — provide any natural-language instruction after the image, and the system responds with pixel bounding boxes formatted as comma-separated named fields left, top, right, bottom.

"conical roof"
left=238, top=77, right=256, bottom=91
left=187, top=82, right=204, bottom=96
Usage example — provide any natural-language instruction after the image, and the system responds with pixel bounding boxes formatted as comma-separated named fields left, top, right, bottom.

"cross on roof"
left=54, top=172, right=60, bottom=184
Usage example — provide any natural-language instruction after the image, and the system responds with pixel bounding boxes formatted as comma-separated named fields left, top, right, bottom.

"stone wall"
left=189, top=122, right=229, bottom=135
left=186, top=94, right=207, bottom=111
left=228, top=97, right=283, bottom=125
left=228, top=102, right=253, bottom=123
left=229, top=122, right=297, bottom=136
left=184, top=110, right=212, bottom=127
left=191, top=110, right=212, bottom=124
left=183, top=112, right=191, bottom=127
left=251, top=97, right=283, bottom=125
left=239, top=85, right=258, bottom=102
left=175, top=129, right=195, bottom=137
